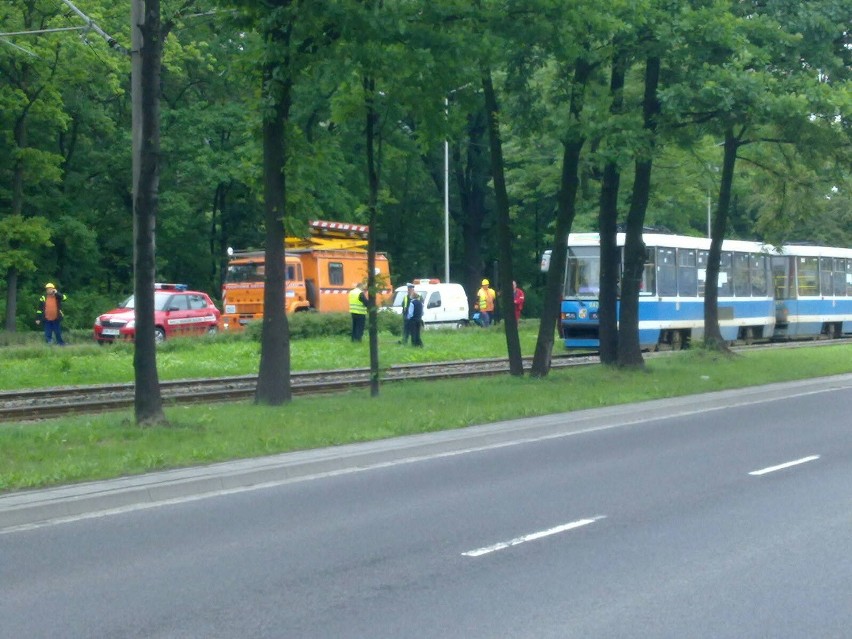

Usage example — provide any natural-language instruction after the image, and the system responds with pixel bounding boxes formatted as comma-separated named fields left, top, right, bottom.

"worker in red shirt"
left=513, top=281, right=525, bottom=322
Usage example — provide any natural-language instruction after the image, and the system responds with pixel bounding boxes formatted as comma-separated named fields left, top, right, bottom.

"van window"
left=427, top=292, right=441, bottom=309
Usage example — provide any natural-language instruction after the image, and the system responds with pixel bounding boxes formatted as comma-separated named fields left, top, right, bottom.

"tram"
left=771, top=244, right=852, bottom=339
left=546, top=232, right=777, bottom=350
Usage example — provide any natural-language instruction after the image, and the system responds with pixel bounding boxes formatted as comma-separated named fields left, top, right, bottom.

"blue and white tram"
left=771, top=244, right=852, bottom=339
left=552, top=233, right=777, bottom=350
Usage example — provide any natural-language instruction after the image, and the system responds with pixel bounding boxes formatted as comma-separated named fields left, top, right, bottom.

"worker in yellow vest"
left=475, top=279, right=496, bottom=327
left=348, top=282, right=369, bottom=342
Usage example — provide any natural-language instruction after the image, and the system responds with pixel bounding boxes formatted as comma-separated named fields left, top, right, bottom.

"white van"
left=386, top=279, right=469, bottom=327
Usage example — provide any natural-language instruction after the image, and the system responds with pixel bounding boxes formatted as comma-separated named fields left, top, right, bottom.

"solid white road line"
left=462, top=516, right=606, bottom=558
left=749, top=455, right=820, bottom=476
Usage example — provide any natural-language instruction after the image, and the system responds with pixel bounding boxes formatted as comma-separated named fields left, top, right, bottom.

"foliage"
left=0, top=0, right=848, bottom=342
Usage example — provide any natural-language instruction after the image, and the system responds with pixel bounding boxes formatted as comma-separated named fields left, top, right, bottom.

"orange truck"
left=220, top=220, right=393, bottom=330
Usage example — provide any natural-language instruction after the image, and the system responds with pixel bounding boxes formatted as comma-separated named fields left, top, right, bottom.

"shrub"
left=245, top=310, right=402, bottom=341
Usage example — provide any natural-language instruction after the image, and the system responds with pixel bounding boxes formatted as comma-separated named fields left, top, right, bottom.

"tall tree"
left=132, top=0, right=166, bottom=424
left=481, top=67, right=522, bottom=375
left=530, top=55, right=593, bottom=377
left=617, top=53, right=660, bottom=368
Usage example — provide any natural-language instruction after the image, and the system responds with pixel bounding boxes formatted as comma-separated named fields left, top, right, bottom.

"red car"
left=93, top=284, right=220, bottom=344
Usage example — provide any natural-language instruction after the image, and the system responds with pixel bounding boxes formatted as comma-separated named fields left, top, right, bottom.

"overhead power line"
left=57, top=0, right=129, bottom=55
left=0, top=0, right=129, bottom=56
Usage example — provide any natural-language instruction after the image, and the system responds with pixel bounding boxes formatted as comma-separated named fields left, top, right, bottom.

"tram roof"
left=567, top=232, right=771, bottom=253
left=776, top=244, right=852, bottom=259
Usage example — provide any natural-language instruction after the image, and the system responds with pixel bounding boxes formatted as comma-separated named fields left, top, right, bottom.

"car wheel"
left=154, top=327, right=166, bottom=344
left=207, top=325, right=217, bottom=336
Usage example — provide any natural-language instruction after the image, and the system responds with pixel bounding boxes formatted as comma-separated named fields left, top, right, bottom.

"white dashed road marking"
left=749, top=455, right=820, bottom=476
left=462, top=516, right=606, bottom=557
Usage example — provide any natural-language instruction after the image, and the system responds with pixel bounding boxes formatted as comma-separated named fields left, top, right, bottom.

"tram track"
left=1, top=339, right=846, bottom=423
left=0, top=353, right=598, bottom=422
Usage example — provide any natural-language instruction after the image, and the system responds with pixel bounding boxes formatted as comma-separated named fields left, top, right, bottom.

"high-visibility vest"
left=349, top=288, right=367, bottom=315
left=477, top=287, right=494, bottom=312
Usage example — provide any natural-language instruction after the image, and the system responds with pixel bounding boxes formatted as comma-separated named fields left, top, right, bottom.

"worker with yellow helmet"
left=475, top=278, right=496, bottom=327
left=36, top=282, right=68, bottom=345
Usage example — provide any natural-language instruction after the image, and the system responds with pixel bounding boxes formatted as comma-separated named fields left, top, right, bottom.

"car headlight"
left=126, top=320, right=135, bottom=329
left=95, top=318, right=102, bottom=327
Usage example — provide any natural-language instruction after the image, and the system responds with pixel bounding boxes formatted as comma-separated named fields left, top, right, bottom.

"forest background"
left=2, top=0, right=850, bottom=333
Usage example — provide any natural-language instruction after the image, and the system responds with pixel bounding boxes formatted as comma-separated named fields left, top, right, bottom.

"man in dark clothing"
left=36, top=283, right=67, bottom=345
left=406, top=291, right=424, bottom=347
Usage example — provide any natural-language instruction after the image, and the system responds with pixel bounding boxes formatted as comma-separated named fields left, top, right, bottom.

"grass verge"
left=1, top=344, right=850, bottom=493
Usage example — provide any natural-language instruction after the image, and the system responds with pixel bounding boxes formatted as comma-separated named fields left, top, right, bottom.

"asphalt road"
left=1, top=376, right=851, bottom=638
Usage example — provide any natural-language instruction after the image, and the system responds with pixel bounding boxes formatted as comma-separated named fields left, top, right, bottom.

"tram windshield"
left=566, top=247, right=600, bottom=297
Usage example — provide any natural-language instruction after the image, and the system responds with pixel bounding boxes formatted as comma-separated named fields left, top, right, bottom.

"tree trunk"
left=455, top=108, right=490, bottom=304
left=255, top=59, right=293, bottom=406
left=617, top=55, right=660, bottom=369
left=133, top=0, right=165, bottom=425
left=598, top=47, right=628, bottom=365
left=364, top=75, right=381, bottom=397
left=703, top=126, right=739, bottom=352
left=4, top=268, right=18, bottom=332
left=531, top=58, right=592, bottom=377
left=4, top=109, right=28, bottom=333
left=481, top=69, right=523, bottom=375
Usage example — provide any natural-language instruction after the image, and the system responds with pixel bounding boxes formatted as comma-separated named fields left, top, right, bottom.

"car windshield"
left=117, top=292, right=176, bottom=311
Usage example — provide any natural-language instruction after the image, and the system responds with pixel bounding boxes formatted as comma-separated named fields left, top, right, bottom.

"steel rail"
left=0, top=354, right=597, bottom=422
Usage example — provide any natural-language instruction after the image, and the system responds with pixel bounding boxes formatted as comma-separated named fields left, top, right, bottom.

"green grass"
left=1, top=339, right=850, bottom=494
left=0, top=323, right=546, bottom=388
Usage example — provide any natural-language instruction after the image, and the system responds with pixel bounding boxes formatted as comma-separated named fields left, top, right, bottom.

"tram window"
left=797, top=257, right=818, bottom=296
left=771, top=256, right=793, bottom=298
left=733, top=252, right=750, bottom=297
left=750, top=254, right=768, bottom=296
left=847, top=260, right=852, bottom=297
left=641, top=247, right=655, bottom=296
left=328, top=262, right=344, bottom=286
left=656, top=247, right=677, bottom=297
left=697, top=250, right=708, bottom=297
left=718, top=252, right=732, bottom=296
left=678, top=249, right=698, bottom=297
left=820, top=257, right=833, bottom=296
left=566, top=247, right=600, bottom=297
left=833, top=259, right=846, bottom=296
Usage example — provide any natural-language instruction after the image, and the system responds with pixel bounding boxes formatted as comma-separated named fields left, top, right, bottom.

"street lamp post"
left=444, top=98, right=450, bottom=283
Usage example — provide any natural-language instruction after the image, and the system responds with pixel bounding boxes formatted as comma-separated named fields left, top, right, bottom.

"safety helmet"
left=481, top=279, right=489, bottom=286
left=45, top=282, right=56, bottom=289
